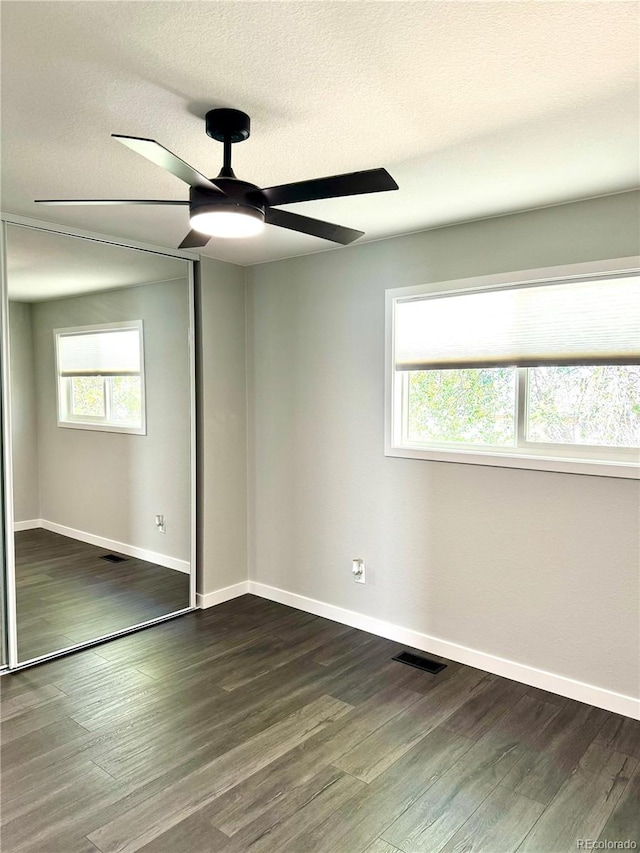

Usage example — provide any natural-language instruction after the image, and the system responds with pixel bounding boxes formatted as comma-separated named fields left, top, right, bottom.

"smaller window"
left=55, top=321, right=146, bottom=434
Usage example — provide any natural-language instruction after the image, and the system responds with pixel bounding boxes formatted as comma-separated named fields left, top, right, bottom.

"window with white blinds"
left=386, top=265, right=640, bottom=478
left=55, top=321, right=146, bottom=434
left=394, top=275, right=640, bottom=371
left=57, top=328, right=141, bottom=376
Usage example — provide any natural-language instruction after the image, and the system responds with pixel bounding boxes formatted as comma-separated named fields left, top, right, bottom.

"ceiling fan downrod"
left=205, top=108, right=251, bottom=180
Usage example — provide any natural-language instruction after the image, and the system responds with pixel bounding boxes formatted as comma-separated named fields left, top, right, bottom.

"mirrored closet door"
left=2, top=221, right=196, bottom=667
left=0, top=388, right=7, bottom=668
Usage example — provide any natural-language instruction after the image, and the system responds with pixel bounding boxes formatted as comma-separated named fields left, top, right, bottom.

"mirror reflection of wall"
left=7, top=224, right=194, bottom=663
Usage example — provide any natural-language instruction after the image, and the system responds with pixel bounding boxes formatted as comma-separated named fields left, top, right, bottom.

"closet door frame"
left=0, top=213, right=199, bottom=671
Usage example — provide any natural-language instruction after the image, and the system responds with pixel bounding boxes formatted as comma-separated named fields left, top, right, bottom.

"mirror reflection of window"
left=56, top=322, right=146, bottom=433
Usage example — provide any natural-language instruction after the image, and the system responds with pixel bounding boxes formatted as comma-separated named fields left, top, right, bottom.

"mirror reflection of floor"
left=15, top=529, right=190, bottom=662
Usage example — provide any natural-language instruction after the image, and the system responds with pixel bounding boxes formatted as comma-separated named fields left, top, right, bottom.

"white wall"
left=9, top=301, right=40, bottom=522
left=31, top=280, right=191, bottom=562
left=197, top=257, right=248, bottom=599
left=246, top=191, right=640, bottom=701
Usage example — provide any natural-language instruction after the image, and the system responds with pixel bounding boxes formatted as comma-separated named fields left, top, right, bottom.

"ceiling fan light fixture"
left=190, top=205, right=264, bottom=238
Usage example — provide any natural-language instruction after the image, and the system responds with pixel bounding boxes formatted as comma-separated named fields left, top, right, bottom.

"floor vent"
left=392, top=651, right=447, bottom=674
left=100, top=554, right=128, bottom=563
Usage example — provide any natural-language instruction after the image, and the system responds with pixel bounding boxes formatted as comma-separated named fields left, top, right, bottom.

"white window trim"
left=385, top=257, right=640, bottom=479
left=54, top=319, right=147, bottom=436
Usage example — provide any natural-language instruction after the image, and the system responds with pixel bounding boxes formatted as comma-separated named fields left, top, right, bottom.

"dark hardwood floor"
left=14, top=529, right=190, bottom=661
left=1, top=594, right=638, bottom=852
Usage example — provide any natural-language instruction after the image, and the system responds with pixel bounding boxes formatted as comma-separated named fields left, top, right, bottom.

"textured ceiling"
left=1, top=1, right=638, bottom=266
left=6, top=225, right=188, bottom=301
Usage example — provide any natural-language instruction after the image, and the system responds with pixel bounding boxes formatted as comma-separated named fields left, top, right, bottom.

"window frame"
left=54, top=320, right=147, bottom=435
left=385, top=258, right=640, bottom=479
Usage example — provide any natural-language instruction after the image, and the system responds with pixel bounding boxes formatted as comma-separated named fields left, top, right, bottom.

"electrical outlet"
left=155, top=514, right=166, bottom=534
left=352, top=558, right=365, bottom=584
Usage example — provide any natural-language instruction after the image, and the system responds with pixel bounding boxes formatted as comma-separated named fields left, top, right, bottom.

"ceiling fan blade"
left=34, top=199, right=190, bottom=206
left=178, top=230, right=211, bottom=250
left=261, top=168, right=398, bottom=207
left=265, top=208, right=364, bottom=245
left=112, top=135, right=225, bottom=194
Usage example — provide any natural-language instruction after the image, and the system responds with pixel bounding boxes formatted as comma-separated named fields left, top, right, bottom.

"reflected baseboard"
left=13, top=518, right=190, bottom=574
left=14, top=518, right=41, bottom=531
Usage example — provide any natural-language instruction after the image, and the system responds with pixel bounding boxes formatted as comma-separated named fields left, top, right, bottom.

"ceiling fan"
left=35, top=108, right=399, bottom=250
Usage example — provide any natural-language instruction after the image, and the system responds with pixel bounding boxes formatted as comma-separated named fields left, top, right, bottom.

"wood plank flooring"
left=14, top=529, right=190, bottom=661
left=1, top=594, right=638, bottom=852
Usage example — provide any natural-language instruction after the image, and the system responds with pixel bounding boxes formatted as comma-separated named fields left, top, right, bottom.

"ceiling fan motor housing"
left=205, top=108, right=251, bottom=143
left=189, top=179, right=265, bottom=224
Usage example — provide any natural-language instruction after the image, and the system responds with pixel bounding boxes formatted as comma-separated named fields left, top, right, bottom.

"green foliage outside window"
left=111, top=376, right=142, bottom=425
left=70, top=375, right=141, bottom=427
left=71, top=376, right=105, bottom=417
left=527, top=365, right=640, bottom=447
left=407, top=368, right=516, bottom=445
left=406, top=365, right=640, bottom=449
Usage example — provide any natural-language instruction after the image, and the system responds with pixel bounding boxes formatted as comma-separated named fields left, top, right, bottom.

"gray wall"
left=246, top=191, right=640, bottom=699
left=197, top=257, right=248, bottom=596
left=31, top=280, right=191, bottom=561
left=9, top=301, right=40, bottom=522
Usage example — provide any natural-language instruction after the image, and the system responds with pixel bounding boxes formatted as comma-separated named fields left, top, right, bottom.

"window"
left=386, top=263, right=640, bottom=478
left=55, top=321, right=146, bottom=434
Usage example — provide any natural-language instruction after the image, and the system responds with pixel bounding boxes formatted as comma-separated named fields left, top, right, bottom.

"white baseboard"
left=248, top=581, right=640, bottom=720
left=197, top=581, right=250, bottom=609
left=34, top=519, right=191, bottom=574
left=14, top=518, right=42, bottom=531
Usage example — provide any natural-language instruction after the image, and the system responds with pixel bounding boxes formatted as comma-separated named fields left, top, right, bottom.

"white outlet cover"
left=352, top=559, right=365, bottom=584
